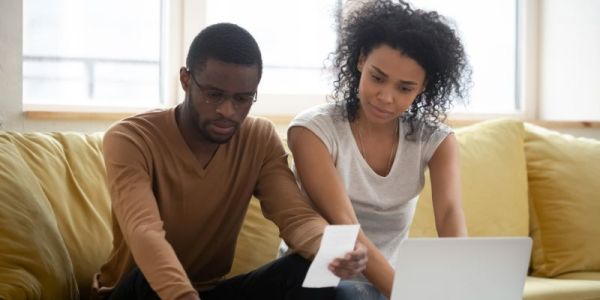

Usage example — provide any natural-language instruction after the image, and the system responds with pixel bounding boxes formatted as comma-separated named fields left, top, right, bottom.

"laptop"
left=390, top=237, right=532, bottom=300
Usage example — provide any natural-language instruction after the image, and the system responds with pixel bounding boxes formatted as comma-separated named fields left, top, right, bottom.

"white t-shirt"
left=288, top=103, right=451, bottom=269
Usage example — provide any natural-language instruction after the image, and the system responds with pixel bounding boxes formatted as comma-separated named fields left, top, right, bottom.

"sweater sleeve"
left=253, top=121, right=328, bottom=259
left=103, top=124, right=198, bottom=300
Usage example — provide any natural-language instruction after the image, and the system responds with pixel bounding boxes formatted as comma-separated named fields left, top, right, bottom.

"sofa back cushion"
left=0, top=133, right=79, bottom=299
left=411, top=119, right=530, bottom=237
left=525, top=123, right=600, bottom=277
left=227, top=198, right=281, bottom=278
left=0, top=132, right=113, bottom=299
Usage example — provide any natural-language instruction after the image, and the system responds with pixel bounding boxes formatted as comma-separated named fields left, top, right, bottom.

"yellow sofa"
left=0, top=119, right=599, bottom=299
left=411, top=119, right=600, bottom=300
left=0, top=130, right=280, bottom=300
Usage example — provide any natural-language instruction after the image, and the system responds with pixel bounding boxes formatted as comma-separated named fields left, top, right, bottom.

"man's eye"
left=206, top=92, right=223, bottom=99
left=235, top=95, right=255, bottom=103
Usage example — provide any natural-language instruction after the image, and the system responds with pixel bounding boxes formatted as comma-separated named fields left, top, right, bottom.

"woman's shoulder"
left=402, top=118, right=453, bottom=143
left=429, top=121, right=452, bottom=136
left=290, top=102, right=343, bottom=126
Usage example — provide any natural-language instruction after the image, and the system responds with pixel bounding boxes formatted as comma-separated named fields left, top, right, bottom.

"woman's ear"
left=180, top=67, right=190, bottom=90
left=357, top=52, right=366, bottom=72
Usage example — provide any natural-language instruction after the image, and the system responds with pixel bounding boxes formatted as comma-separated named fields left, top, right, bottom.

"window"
left=22, top=0, right=519, bottom=117
left=201, top=0, right=519, bottom=116
left=205, top=0, right=338, bottom=96
left=202, top=0, right=340, bottom=115
left=411, top=0, right=518, bottom=115
left=23, top=0, right=165, bottom=109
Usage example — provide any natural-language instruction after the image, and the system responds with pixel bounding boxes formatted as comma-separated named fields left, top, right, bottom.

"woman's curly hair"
left=330, top=0, right=471, bottom=139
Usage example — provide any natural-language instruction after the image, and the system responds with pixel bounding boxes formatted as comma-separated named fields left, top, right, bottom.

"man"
left=92, top=23, right=367, bottom=300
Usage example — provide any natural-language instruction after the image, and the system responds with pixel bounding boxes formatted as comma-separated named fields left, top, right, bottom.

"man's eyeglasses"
left=188, top=69, right=257, bottom=110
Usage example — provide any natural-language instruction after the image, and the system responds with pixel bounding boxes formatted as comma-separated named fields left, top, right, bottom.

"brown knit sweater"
left=94, top=107, right=326, bottom=300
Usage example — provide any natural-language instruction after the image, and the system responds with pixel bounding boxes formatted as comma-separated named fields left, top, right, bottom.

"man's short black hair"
left=186, top=23, right=263, bottom=81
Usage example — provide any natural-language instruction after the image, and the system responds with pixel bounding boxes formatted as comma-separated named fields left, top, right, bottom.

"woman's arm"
left=428, top=133, right=468, bottom=237
left=288, top=126, right=394, bottom=298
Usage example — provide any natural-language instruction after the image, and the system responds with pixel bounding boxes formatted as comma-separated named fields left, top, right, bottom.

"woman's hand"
left=329, top=242, right=368, bottom=279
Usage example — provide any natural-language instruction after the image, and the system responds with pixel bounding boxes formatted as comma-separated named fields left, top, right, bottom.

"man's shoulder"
left=241, top=115, right=277, bottom=135
left=107, top=108, right=172, bottom=136
left=236, top=116, right=284, bottom=153
left=244, top=115, right=274, bottom=126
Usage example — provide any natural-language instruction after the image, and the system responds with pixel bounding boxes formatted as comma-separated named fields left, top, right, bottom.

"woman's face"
left=357, top=44, right=426, bottom=124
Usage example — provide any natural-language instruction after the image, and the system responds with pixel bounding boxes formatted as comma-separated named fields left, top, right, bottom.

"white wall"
left=1, top=0, right=600, bottom=139
left=0, top=0, right=22, bottom=131
left=540, top=0, right=600, bottom=121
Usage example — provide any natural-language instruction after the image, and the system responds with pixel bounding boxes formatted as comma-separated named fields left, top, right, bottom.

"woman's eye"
left=371, top=74, right=383, bottom=82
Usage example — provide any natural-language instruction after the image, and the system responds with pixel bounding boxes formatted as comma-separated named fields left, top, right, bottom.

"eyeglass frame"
left=187, top=68, right=258, bottom=110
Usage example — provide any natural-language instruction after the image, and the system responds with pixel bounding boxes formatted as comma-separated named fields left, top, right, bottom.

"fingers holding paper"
left=329, top=242, right=368, bottom=279
left=302, top=224, right=362, bottom=288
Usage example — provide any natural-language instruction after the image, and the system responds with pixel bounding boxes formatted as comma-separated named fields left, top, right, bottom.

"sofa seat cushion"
left=0, top=133, right=79, bottom=299
left=525, top=124, right=600, bottom=277
left=556, top=272, right=600, bottom=281
left=411, top=119, right=529, bottom=237
left=523, top=276, right=600, bottom=300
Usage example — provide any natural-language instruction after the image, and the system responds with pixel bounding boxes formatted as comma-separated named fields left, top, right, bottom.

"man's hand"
left=177, top=292, right=200, bottom=300
left=328, top=242, right=368, bottom=279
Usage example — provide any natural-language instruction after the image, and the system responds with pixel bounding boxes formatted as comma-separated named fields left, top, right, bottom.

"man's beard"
left=197, top=120, right=238, bottom=144
left=186, top=91, right=238, bottom=145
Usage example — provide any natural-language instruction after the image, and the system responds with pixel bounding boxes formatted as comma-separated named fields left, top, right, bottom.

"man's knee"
left=251, top=253, right=311, bottom=281
left=283, top=253, right=312, bottom=274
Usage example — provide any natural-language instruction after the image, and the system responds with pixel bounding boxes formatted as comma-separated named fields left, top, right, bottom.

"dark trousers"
left=108, top=254, right=335, bottom=300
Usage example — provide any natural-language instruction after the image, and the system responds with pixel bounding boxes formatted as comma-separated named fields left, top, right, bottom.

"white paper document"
left=302, top=224, right=361, bottom=288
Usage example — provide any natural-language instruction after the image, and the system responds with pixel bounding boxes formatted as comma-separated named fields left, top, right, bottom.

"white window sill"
left=22, top=105, right=600, bottom=129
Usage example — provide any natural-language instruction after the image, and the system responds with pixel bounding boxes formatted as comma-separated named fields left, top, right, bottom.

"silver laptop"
left=391, top=237, right=532, bottom=300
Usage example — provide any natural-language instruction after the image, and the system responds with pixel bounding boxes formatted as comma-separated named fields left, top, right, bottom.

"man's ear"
left=180, top=67, right=190, bottom=91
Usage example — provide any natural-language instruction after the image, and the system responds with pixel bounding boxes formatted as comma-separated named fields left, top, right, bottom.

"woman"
left=287, top=0, right=472, bottom=299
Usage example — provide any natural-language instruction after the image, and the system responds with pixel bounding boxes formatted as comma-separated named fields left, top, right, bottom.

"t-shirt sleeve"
left=253, top=120, right=327, bottom=259
left=103, top=123, right=197, bottom=300
left=288, top=104, right=337, bottom=155
left=422, top=122, right=453, bottom=165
